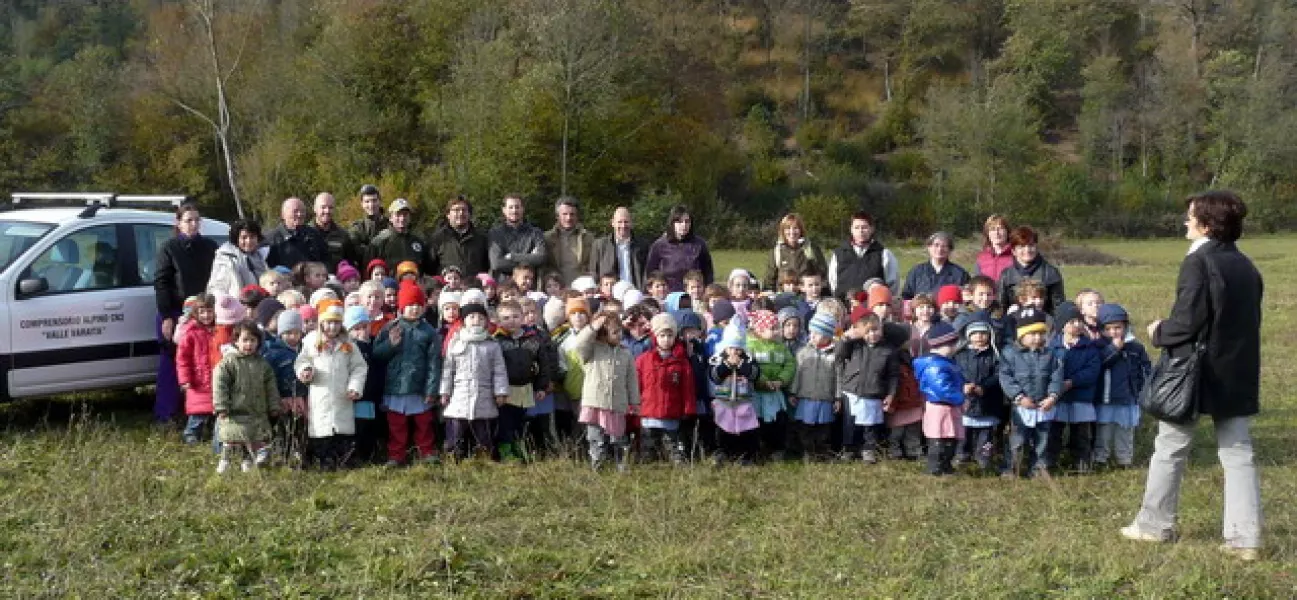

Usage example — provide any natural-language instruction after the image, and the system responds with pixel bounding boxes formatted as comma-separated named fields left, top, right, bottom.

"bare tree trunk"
left=801, top=7, right=811, bottom=122
left=178, top=0, right=246, bottom=219
left=884, top=58, right=892, bottom=102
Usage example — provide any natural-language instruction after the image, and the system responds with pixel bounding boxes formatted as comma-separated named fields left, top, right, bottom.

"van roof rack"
left=9, top=193, right=188, bottom=218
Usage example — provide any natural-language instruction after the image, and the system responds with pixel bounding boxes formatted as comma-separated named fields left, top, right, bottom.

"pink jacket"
left=974, top=245, right=1014, bottom=283
left=176, top=323, right=215, bottom=415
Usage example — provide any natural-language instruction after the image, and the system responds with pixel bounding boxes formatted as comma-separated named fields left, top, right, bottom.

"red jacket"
left=635, top=341, right=697, bottom=420
left=176, top=323, right=215, bottom=415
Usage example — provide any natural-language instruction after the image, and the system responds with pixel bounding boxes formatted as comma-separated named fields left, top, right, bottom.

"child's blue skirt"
left=525, top=393, right=556, bottom=417
left=1053, top=401, right=1096, bottom=423
left=794, top=399, right=835, bottom=425
left=844, top=392, right=885, bottom=426
left=1097, top=403, right=1141, bottom=428
left=752, top=390, right=786, bottom=423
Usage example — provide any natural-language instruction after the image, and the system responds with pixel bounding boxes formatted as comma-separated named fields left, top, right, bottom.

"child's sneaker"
left=255, top=447, right=271, bottom=467
left=861, top=450, right=879, bottom=464
left=423, top=454, right=442, bottom=466
left=240, top=459, right=253, bottom=472
left=215, top=458, right=231, bottom=474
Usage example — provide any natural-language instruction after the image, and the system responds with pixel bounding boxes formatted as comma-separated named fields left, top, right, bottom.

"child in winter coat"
left=1048, top=302, right=1103, bottom=472
left=789, top=312, right=840, bottom=460
left=440, top=302, right=509, bottom=460
left=998, top=308, right=1064, bottom=478
left=836, top=312, right=900, bottom=464
left=914, top=322, right=966, bottom=476
left=636, top=313, right=697, bottom=465
left=575, top=310, right=641, bottom=472
left=954, top=320, right=1004, bottom=472
left=493, top=300, right=554, bottom=462
left=709, top=320, right=762, bottom=466
left=1094, top=303, right=1151, bottom=468
left=748, top=309, right=796, bottom=460
left=373, top=282, right=442, bottom=466
left=212, top=322, right=280, bottom=474
left=676, top=310, right=714, bottom=461
left=211, top=293, right=245, bottom=366
left=777, top=306, right=805, bottom=356
left=345, top=305, right=385, bottom=465
left=704, top=299, right=736, bottom=359
left=294, top=299, right=368, bottom=470
left=177, top=293, right=217, bottom=445
left=263, top=309, right=308, bottom=467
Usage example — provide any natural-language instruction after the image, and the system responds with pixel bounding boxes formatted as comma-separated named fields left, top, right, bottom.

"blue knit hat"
left=677, top=310, right=703, bottom=332
left=710, top=299, right=736, bottom=325
left=809, top=312, right=837, bottom=338
left=1098, top=303, right=1129, bottom=326
left=273, top=265, right=292, bottom=276
left=925, top=321, right=958, bottom=347
left=381, top=277, right=398, bottom=290
left=713, top=319, right=747, bottom=356
left=344, top=305, right=370, bottom=330
left=277, top=309, right=304, bottom=334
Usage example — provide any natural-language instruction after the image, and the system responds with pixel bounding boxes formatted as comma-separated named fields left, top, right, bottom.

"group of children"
left=172, top=255, right=1152, bottom=478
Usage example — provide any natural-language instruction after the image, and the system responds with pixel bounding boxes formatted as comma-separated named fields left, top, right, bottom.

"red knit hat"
left=367, top=258, right=388, bottom=277
left=398, top=280, right=426, bottom=311
left=849, top=304, right=870, bottom=325
left=936, top=285, right=963, bottom=307
left=867, top=286, right=892, bottom=308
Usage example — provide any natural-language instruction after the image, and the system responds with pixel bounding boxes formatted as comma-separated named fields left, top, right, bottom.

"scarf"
left=449, top=325, right=491, bottom=356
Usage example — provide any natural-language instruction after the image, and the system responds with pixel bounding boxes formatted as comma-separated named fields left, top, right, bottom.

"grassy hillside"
left=1, top=238, right=1294, bottom=597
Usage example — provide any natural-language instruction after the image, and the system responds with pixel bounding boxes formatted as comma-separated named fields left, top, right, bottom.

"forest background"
left=3, top=0, right=1295, bottom=247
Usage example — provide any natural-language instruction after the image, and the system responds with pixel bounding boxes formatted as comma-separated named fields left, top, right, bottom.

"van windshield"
left=0, top=221, right=56, bottom=274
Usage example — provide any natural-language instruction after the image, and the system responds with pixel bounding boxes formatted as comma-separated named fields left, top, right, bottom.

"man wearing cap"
left=368, top=198, right=431, bottom=275
left=488, top=194, right=547, bottom=281
left=265, top=196, right=329, bottom=269
left=589, top=206, right=649, bottom=289
left=349, top=184, right=389, bottom=263
left=312, top=192, right=360, bottom=272
left=427, top=195, right=490, bottom=279
left=901, top=231, right=970, bottom=300
left=542, top=196, right=595, bottom=287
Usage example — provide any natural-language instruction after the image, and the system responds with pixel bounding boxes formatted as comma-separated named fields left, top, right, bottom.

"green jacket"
left=212, top=352, right=280, bottom=444
left=372, top=318, right=443, bottom=397
left=747, top=337, right=796, bottom=392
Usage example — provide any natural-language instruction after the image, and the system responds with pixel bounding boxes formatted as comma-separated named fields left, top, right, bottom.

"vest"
left=832, top=240, right=886, bottom=295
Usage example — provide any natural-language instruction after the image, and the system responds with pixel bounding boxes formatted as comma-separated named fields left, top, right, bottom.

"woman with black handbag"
left=1121, top=191, right=1264, bottom=561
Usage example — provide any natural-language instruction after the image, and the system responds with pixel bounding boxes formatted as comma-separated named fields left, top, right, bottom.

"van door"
left=7, top=223, right=151, bottom=397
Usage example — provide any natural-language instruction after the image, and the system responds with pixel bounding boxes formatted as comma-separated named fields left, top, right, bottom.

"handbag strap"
left=1193, top=251, right=1218, bottom=350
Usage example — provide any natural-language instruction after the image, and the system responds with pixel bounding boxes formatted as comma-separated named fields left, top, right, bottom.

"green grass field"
left=1, top=238, right=1294, bottom=597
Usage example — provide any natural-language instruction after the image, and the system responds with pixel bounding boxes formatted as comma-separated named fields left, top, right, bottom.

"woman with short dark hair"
left=207, top=219, right=269, bottom=298
left=1122, top=191, right=1264, bottom=561
left=996, top=226, right=1066, bottom=313
left=153, top=203, right=218, bottom=422
left=645, top=205, right=715, bottom=292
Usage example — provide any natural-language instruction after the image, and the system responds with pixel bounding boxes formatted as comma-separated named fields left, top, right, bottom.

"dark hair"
left=666, top=205, right=692, bottom=241
left=968, top=275, right=996, bottom=293
left=554, top=195, right=581, bottom=215
left=750, top=296, right=776, bottom=312
left=1186, top=190, right=1247, bottom=243
left=192, top=293, right=216, bottom=309
left=1009, top=226, right=1038, bottom=247
left=228, top=219, right=262, bottom=245
left=173, top=202, right=200, bottom=236
left=231, top=321, right=263, bottom=349
left=447, top=194, right=472, bottom=215
left=850, top=211, right=875, bottom=227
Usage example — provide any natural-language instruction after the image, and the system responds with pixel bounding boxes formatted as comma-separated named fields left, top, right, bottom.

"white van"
left=0, top=194, right=228, bottom=401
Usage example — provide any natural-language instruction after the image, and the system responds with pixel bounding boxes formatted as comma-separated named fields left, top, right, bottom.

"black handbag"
left=1139, top=342, right=1204, bottom=424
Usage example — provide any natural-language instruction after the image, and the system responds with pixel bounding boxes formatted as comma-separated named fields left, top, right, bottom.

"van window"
left=134, top=224, right=173, bottom=283
left=25, top=225, right=120, bottom=293
left=0, top=221, right=55, bottom=274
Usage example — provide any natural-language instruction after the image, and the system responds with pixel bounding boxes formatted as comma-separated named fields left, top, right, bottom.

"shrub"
left=791, top=193, right=855, bottom=247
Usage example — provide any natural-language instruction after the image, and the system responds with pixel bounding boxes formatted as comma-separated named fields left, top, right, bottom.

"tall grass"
left=2, top=238, right=1294, bottom=597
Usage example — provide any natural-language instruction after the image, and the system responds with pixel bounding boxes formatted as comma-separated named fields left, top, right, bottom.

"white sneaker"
left=215, top=459, right=231, bottom=474
left=254, top=448, right=271, bottom=467
left=240, top=459, right=253, bottom=473
left=1120, top=525, right=1171, bottom=543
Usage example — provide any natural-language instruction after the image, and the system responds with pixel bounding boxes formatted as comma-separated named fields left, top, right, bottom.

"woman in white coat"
left=294, top=301, right=367, bottom=469
left=207, top=219, right=269, bottom=298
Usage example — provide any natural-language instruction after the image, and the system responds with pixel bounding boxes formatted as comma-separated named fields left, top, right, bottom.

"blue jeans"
left=182, top=415, right=222, bottom=454
left=1009, top=415, right=1052, bottom=475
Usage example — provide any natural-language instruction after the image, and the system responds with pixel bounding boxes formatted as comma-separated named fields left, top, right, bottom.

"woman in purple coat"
left=645, top=205, right=715, bottom=292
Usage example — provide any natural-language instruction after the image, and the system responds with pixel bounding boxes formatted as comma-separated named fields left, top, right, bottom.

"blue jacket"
left=261, top=335, right=305, bottom=399
left=1099, top=338, right=1152, bottom=406
left=353, top=338, right=386, bottom=404
left=704, top=325, right=725, bottom=360
left=1050, top=335, right=1102, bottom=405
left=954, top=345, right=1003, bottom=418
left=372, top=318, right=443, bottom=397
left=913, top=353, right=965, bottom=406
left=998, top=343, right=1064, bottom=402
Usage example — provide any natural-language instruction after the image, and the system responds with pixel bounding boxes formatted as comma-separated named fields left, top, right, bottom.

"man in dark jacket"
left=427, top=196, right=490, bottom=279
left=1125, top=191, right=1263, bottom=558
left=542, top=196, right=595, bottom=287
left=349, top=184, right=389, bottom=265
left=827, top=212, right=899, bottom=300
left=312, top=192, right=359, bottom=271
left=368, top=198, right=431, bottom=275
left=488, top=195, right=547, bottom=281
left=589, top=206, right=649, bottom=289
left=265, top=197, right=328, bottom=269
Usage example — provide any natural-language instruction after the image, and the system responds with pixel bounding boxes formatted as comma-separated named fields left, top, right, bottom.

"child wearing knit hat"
left=914, top=321, right=966, bottom=475
left=298, top=304, right=318, bottom=334
left=789, top=312, right=840, bottom=460
left=491, top=300, right=555, bottom=462
left=953, top=320, right=1004, bottom=472
left=367, top=259, right=388, bottom=282
left=635, top=312, right=697, bottom=465
left=263, top=308, right=308, bottom=466
left=294, top=296, right=368, bottom=471
left=704, top=299, right=737, bottom=359
left=709, top=319, right=762, bottom=466
left=868, top=285, right=894, bottom=322
left=259, top=270, right=288, bottom=300
left=211, top=293, right=246, bottom=367
left=747, top=309, right=796, bottom=461
left=1047, top=302, right=1103, bottom=473
left=336, top=261, right=362, bottom=294
left=936, top=285, right=964, bottom=323
left=998, top=307, right=1064, bottom=478
left=372, top=281, right=443, bottom=466
left=1093, top=303, right=1150, bottom=469
left=342, top=304, right=383, bottom=464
